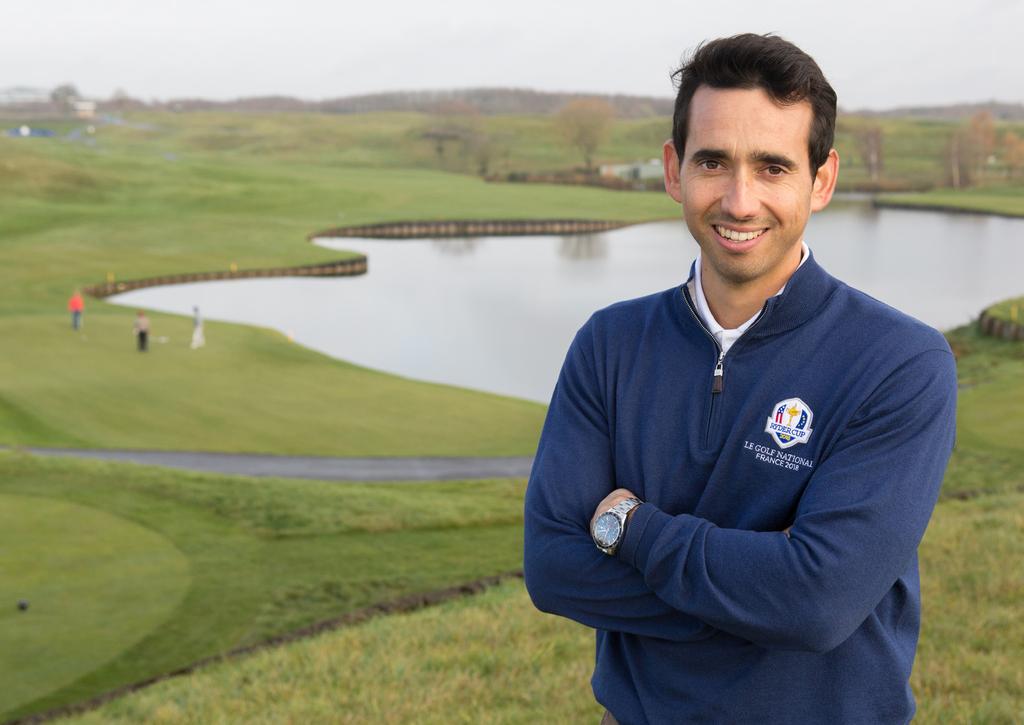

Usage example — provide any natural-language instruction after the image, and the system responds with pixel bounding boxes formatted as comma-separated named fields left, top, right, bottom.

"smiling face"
left=664, top=85, right=838, bottom=298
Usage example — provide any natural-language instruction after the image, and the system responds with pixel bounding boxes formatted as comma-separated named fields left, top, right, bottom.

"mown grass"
left=0, top=453, right=526, bottom=722
left=62, top=491, right=1024, bottom=724
left=0, top=495, right=190, bottom=716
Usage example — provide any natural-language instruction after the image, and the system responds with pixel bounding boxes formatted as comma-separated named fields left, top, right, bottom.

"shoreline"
left=309, top=217, right=632, bottom=240
left=84, top=257, right=367, bottom=299
left=871, top=198, right=1024, bottom=219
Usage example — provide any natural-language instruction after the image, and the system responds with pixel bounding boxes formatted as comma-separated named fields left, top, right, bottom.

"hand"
left=591, top=488, right=637, bottom=532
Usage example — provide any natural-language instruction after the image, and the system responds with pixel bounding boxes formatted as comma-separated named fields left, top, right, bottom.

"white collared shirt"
left=693, top=241, right=810, bottom=355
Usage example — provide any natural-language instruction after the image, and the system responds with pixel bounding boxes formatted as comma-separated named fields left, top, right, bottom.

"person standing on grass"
left=524, top=34, right=957, bottom=724
left=133, top=310, right=150, bottom=352
left=190, top=305, right=205, bottom=349
left=68, top=290, right=84, bottom=331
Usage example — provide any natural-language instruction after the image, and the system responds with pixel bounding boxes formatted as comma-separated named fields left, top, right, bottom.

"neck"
left=701, top=245, right=802, bottom=329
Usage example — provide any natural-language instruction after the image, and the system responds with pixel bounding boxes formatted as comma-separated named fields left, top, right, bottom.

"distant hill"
left=846, top=101, right=1024, bottom=121
left=150, top=88, right=675, bottom=118
left=4, top=85, right=1022, bottom=121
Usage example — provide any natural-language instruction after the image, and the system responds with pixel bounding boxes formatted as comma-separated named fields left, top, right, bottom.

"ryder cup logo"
left=765, top=398, right=814, bottom=449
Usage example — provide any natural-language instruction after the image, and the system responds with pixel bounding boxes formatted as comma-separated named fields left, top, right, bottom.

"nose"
left=720, top=173, right=760, bottom=220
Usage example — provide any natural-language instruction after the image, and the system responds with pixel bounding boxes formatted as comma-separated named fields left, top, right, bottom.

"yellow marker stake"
left=230, top=262, right=238, bottom=273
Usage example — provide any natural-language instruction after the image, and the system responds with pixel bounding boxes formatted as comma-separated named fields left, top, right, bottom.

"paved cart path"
left=16, top=447, right=534, bottom=482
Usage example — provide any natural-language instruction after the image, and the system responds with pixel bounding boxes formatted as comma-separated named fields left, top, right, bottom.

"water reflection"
left=431, top=238, right=479, bottom=255
left=558, top=233, right=607, bottom=260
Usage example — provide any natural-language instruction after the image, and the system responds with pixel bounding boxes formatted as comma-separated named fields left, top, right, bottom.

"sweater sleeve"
left=523, top=319, right=716, bottom=642
left=617, top=347, right=958, bottom=652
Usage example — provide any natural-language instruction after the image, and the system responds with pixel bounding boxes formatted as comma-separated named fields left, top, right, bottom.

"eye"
left=766, top=165, right=786, bottom=176
left=699, top=159, right=721, bottom=170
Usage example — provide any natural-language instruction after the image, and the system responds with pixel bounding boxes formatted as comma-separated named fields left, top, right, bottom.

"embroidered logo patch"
left=765, top=397, right=814, bottom=449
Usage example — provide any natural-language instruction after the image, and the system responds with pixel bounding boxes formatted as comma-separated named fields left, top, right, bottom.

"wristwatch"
left=591, top=497, right=642, bottom=555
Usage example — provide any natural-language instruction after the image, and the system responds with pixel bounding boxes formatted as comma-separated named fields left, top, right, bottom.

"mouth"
left=712, top=223, right=770, bottom=243
left=712, top=224, right=768, bottom=251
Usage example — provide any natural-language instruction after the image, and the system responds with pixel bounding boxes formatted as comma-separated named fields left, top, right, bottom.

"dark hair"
left=671, top=33, right=837, bottom=176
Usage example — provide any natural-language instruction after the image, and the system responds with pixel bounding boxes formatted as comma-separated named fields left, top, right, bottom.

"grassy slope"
left=65, top=493, right=1024, bottom=725
left=0, top=452, right=528, bottom=721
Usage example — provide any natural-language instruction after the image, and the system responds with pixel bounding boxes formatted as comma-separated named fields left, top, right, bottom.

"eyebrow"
left=690, top=148, right=799, bottom=170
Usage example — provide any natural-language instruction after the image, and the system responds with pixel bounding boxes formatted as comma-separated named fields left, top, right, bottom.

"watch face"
left=594, top=512, right=621, bottom=548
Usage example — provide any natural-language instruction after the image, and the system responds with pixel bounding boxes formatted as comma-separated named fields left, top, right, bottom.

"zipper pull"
left=712, top=350, right=725, bottom=394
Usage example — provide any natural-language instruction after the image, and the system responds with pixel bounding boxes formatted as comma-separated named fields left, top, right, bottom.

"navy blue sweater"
left=523, top=254, right=957, bottom=724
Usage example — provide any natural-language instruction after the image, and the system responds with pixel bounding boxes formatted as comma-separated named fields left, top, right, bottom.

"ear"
left=810, top=148, right=839, bottom=212
left=663, top=139, right=684, bottom=204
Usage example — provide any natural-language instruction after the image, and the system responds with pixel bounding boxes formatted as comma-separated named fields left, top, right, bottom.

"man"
left=191, top=305, right=206, bottom=349
left=133, top=310, right=150, bottom=352
left=68, top=290, right=84, bottom=331
left=523, top=34, right=957, bottom=724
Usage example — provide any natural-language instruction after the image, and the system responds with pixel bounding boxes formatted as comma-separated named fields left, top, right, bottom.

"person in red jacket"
left=68, top=290, right=84, bottom=331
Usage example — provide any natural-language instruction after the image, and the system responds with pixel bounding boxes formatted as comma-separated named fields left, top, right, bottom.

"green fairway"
left=0, top=494, right=189, bottom=716
left=0, top=453, right=527, bottom=722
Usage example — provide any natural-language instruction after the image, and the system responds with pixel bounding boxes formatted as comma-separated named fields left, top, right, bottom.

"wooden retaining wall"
left=84, top=257, right=367, bottom=299
left=978, top=309, right=1024, bottom=341
left=83, top=218, right=630, bottom=299
left=310, top=218, right=630, bottom=240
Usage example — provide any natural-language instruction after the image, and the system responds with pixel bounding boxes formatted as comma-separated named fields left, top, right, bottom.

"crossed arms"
left=523, top=324, right=957, bottom=652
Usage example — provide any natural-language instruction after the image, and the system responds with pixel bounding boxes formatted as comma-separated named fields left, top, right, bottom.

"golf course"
left=1, top=108, right=1022, bottom=723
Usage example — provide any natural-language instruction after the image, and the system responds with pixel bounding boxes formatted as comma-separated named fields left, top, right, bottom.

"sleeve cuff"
left=616, top=502, right=673, bottom=569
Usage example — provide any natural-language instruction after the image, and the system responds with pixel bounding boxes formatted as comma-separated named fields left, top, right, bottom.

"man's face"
left=664, top=86, right=838, bottom=293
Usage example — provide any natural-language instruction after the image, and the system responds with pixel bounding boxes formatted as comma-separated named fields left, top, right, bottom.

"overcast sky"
left=2, top=0, right=1019, bottom=110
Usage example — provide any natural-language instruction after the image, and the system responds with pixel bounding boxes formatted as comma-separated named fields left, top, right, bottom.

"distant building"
left=600, top=159, right=663, bottom=181
left=73, top=100, right=96, bottom=119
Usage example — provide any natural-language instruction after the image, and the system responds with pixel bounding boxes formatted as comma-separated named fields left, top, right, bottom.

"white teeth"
left=715, top=225, right=765, bottom=242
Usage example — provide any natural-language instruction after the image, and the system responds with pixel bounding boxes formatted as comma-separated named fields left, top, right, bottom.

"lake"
left=111, top=200, right=1024, bottom=403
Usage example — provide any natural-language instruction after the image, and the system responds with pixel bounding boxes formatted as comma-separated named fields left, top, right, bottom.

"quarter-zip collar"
left=681, top=249, right=840, bottom=344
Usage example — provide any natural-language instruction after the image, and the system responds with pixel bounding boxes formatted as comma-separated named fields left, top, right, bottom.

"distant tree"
left=1003, top=130, right=1024, bottom=179
left=421, top=100, right=480, bottom=167
left=854, top=125, right=884, bottom=183
left=556, top=99, right=615, bottom=172
left=466, top=129, right=506, bottom=177
left=945, top=129, right=971, bottom=189
left=50, top=83, right=80, bottom=111
left=966, top=111, right=996, bottom=179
